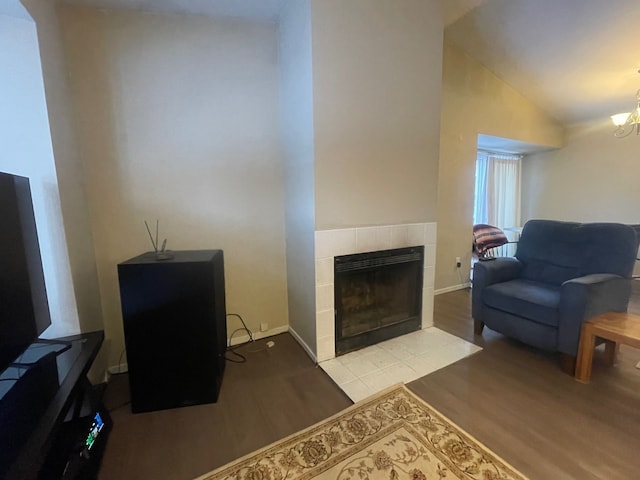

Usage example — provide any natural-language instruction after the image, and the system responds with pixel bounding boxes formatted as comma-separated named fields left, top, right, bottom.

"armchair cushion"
left=483, top=279, right=561, bottom=327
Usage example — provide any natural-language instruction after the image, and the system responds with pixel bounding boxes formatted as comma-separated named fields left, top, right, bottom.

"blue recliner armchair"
left=472, top=219, right=637, bottom=372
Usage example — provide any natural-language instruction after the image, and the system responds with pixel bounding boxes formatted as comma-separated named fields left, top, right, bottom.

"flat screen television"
left=0, top=171, right=51, bottom=373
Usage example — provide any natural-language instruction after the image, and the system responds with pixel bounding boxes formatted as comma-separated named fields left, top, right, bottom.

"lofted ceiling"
left=446, top=0, right=640, bottom=125
left=16, top=0, right=640, bottom=127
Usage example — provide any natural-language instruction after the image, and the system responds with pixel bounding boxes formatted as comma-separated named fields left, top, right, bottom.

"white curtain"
left=474, top=151, right=522, bottom=247
left=473, top=154, right=489, bottom=225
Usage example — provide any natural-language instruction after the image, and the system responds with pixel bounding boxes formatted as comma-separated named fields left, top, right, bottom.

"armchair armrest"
left=558, top=274, right=632, bottom=355
left=472, top=257, right=523, bottom=321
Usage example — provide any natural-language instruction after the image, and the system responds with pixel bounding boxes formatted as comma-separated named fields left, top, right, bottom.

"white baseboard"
left=288, top=326, right=317, bottom=364
left=228, top=325, right=289, bottom=346
left=108, top=363, right=128, bottom=375
left=434, top=283, right=471, bottom=295
left=104, top=363, right=128, bottom=383
left=104, top=326, right=289, bottom=382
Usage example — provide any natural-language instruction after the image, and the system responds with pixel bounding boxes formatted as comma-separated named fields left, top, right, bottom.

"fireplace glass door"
left=334, top=246, right=424, bottom=355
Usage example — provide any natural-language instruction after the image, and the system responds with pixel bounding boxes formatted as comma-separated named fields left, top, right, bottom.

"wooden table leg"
left=603, top=340, right=619, bottom=366
left=575, top=323, right=596, bottom=383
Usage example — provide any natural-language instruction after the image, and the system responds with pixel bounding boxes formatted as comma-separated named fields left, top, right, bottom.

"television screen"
left=0, top=172, right=51, bottom=372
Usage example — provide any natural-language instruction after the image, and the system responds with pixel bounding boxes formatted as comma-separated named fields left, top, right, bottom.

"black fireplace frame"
left=334, top=246, right=424, bottom=355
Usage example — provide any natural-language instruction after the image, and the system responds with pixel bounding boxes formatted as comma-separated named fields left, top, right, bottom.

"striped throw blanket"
left=473, top=224, right=508, bottom=255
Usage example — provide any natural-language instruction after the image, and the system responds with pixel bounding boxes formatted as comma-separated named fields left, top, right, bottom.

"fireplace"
left=309, top=222, right=436, bottom=363
left=334, top=246, right=424, bottom=355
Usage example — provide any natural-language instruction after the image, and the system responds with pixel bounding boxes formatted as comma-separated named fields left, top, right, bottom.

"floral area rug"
left=194, top=384, right=527, bottom=480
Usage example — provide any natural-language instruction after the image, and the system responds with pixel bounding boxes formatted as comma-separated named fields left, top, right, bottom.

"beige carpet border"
left=194, top=383, right=528, bottom=480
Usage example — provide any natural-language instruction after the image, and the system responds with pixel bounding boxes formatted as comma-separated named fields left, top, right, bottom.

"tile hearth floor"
left=319, top=327, right=482, bottom=402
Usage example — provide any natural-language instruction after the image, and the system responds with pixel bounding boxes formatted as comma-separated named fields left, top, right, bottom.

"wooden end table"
left=575, top=312, right=640, bottom=383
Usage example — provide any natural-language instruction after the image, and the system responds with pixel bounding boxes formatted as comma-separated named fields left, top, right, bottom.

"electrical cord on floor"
left=225, top=313, right=255, bottom=363
left=103, top=350, right=131, bottom=412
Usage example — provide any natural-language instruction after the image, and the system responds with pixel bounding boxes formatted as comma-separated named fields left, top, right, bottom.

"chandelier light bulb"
left=612, top=87, right=640, bottom=137
left=611, top=112, right=631, bottom=127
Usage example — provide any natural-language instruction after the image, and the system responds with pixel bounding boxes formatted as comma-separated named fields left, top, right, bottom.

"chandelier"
left=611, top=88, right=640, bottom=137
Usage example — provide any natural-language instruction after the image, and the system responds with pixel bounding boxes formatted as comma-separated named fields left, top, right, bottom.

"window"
left=474, top=151, right=522, bottom=256
left=474, top=151, right=522, bottom=229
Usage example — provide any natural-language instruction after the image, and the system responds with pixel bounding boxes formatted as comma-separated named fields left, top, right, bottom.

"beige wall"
left=0, top=9, right=82, bottom=339
left=279, top=0, right=317, bottom=354
left=59, top=7, right=288, bottom=366
left=436, top=40, right=564, bottom=291
left=311, top=0, right=443, bottom=230
left=279, top=0, right=445, bottom=358
left=522, top=119, right=640, bottom=224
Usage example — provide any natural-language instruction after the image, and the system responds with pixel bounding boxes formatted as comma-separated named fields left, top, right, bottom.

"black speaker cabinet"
left=117, top=250, right=227, bottom=413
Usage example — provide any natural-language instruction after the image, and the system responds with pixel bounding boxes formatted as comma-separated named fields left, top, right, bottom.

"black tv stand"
left=9, top=339, right=73, bottom=369
left=1, top=331, right=109, bottom=480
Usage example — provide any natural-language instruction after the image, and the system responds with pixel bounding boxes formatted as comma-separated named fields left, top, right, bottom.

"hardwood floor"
left=99, top=286, right=640, bottom=480
left=413, top=286, right=640, bottom=480
left=99, top=334, right=351, bottom=480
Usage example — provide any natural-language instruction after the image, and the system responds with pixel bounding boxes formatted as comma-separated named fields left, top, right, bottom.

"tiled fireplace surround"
left=314, top=223, right=437, bottom=362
